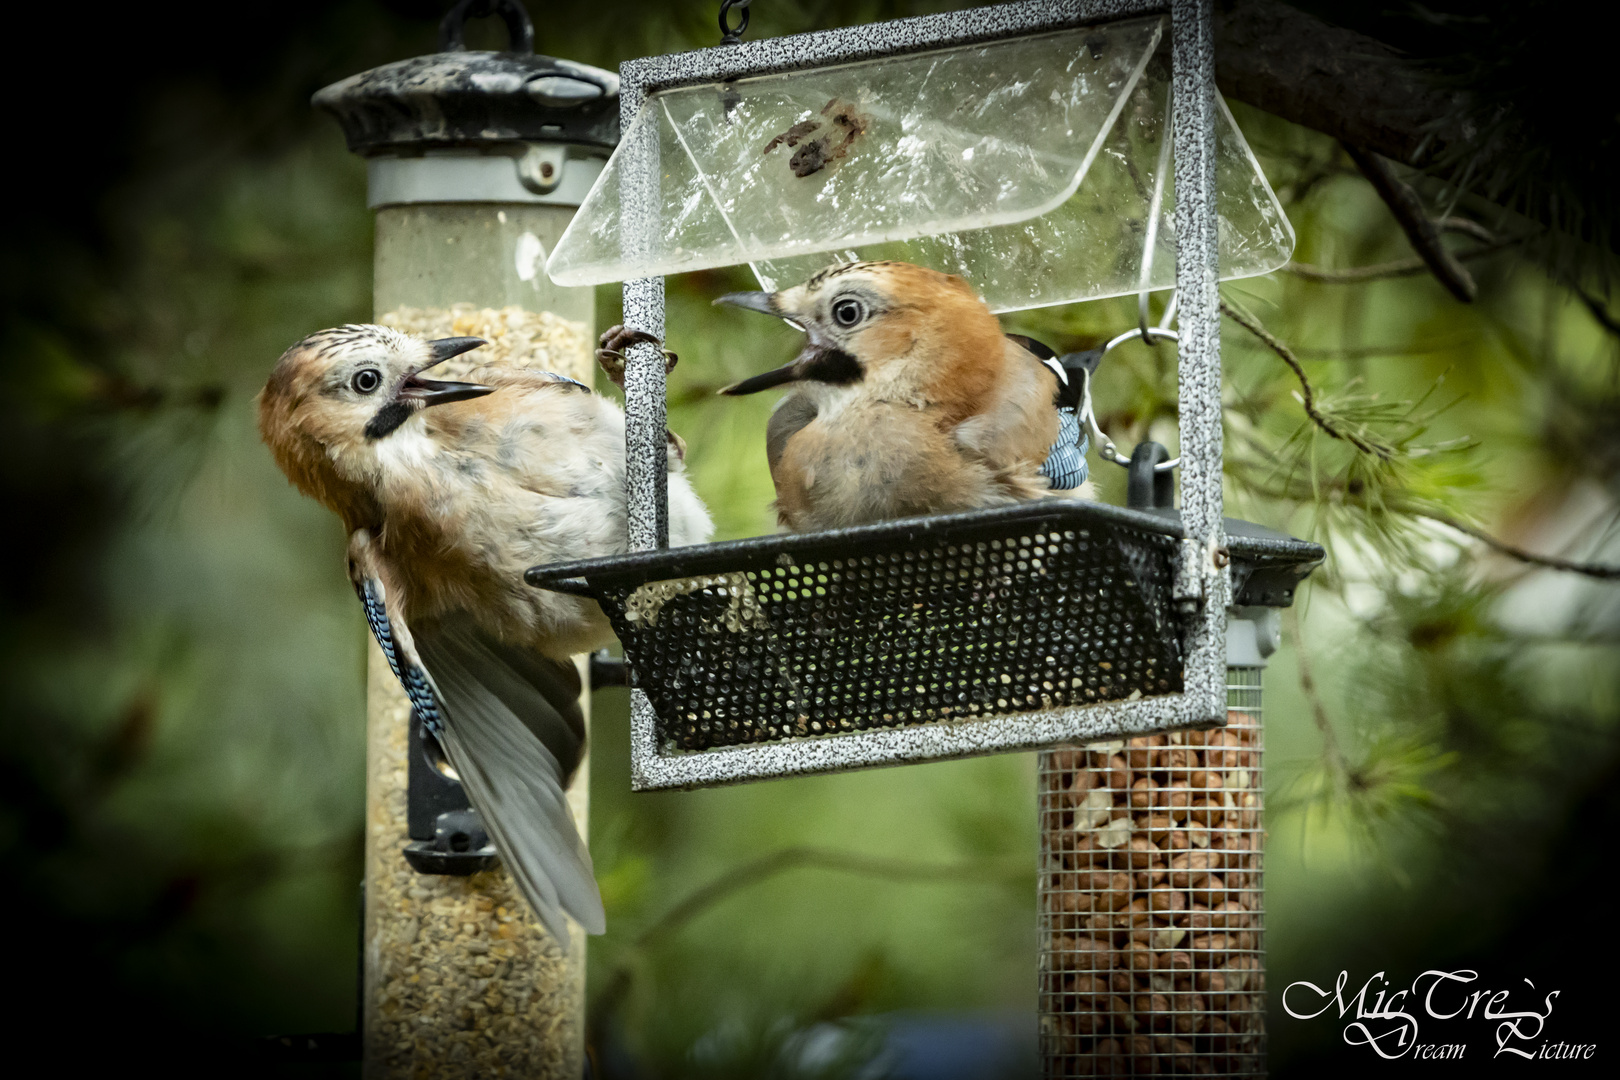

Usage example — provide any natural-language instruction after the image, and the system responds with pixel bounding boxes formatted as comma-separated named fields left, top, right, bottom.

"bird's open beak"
left=713, top=291, right=783, bottom=318
left=427, top=336, right=488, bottom=363
left=720, top=341, right=863, bottom=396
left=719, top=361, right=802, bottom=396
left=400, top=376, right=495, bottom=407
left=403, top=337, right=494, bottom=407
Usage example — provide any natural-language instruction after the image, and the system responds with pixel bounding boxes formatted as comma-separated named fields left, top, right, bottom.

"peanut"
left=1155, top=782, right=1193, bottom=822
left=1140, top=814, right=1175, bottom=842
left=1072, top=788, right=1114, bottom=830
left=1147, top=888, right=1188, bottom=916
left=1168, top=851, right=1217, bottom=888
left=1054, top=935, right=1114, bottom=971
left=1126, top=836, right=1159, bottom=869
left=1126, top=736, right=1158, bottom=770
left=1096, top=816, right=1133, bottom=850
left=1151, top=927, right=1188, bottom=952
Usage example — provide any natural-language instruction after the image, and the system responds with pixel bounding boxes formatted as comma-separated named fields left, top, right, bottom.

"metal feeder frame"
left=537, top=0, right=1243, bottom=791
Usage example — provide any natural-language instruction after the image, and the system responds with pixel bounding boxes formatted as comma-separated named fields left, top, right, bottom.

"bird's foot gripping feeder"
left=528, top=503, right=1320, bottom=789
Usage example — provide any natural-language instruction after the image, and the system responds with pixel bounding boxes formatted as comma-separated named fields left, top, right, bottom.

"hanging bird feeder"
left=313, top=1, right=615, bottom=1074
left=528, top=0, right=1317, bottom=791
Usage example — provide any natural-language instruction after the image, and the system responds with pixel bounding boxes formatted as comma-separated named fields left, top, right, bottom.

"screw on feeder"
left=401, top=709, right=499, bottom=875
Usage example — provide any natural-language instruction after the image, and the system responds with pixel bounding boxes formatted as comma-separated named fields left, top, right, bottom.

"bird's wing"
left=951, top=338, right=1063, bottom=475
left=347, top=530, right=604, bottom=940
left=765, top=392, right=820, bottom=476
left=414, top=616, right=604, bottom=939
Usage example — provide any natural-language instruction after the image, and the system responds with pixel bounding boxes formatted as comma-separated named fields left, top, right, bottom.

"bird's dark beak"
left=720, top=342, right=863, bottom=396
left=720, top=362, right=802, bottom=396
left=399, top=376, right=495, bottom=407
left=426, top=336, right=487, bottom=363
left=713, top=291, right=784, bottom=318
left=403, top=337, right=494, bottom=407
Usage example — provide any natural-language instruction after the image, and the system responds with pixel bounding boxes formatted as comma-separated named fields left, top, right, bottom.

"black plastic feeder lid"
left=312, top=0, right=619, bottom=154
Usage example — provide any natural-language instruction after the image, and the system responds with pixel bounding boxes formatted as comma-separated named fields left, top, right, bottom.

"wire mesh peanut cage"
left=1037, top=661, right=1267, bottom=1077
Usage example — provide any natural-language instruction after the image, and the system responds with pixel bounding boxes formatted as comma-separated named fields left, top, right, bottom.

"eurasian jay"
left=257, top=324, right=711, bottom=938
left=715, top=261, right=1093, bottom=531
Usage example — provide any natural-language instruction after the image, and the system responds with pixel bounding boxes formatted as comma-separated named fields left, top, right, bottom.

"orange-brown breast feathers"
left=256, top=346, right=381, bottom=530
left=869, top=265, right=1009, bottom=429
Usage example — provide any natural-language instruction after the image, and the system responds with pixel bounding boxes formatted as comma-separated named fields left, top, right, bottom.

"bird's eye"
left=832, top=297, right=865, bottom=327
left=352, top=369, right=382, bottom=394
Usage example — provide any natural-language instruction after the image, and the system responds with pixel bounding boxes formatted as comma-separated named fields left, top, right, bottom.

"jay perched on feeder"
left=714, top=261, right=1095, bottom=531
left=257, top=325, right=712, bottom=939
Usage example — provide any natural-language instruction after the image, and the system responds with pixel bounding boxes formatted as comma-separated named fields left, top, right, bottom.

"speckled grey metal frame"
left=612, top=0, right=1226, bottom=791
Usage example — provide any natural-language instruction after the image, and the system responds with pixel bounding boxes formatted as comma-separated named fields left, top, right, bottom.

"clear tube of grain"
left=363, top=199, right=596, bottom=1079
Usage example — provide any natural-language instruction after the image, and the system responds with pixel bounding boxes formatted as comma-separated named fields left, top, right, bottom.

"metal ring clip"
left=1081, top=327, right=1182, bottom=473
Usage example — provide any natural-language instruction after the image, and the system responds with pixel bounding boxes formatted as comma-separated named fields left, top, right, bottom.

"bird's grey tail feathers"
left=413, top=615, right=606, bottom=939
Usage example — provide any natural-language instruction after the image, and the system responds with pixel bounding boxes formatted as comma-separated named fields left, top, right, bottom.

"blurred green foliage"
left=1, top=2, right=1616, bottom=1077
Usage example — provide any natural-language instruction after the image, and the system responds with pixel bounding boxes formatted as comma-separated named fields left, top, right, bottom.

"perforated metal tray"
left=527, top=502, right=1321, bottom=788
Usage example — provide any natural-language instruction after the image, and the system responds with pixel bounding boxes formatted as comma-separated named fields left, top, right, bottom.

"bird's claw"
left=596, top=325, right=678, bottom=389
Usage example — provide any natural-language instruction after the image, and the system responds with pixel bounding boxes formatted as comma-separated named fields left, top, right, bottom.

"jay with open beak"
left=715, top=261, right=1095, bottom=532
left=257, top=324, right=712, bottom=939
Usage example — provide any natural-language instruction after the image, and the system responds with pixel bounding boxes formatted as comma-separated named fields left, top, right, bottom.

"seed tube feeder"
left=314, top=1, right=615, bottom=1074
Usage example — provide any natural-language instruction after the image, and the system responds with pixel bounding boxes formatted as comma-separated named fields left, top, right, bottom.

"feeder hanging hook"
left=438, top=0, right=535, bottom=53
left=720, top=0, right=752, bottom=45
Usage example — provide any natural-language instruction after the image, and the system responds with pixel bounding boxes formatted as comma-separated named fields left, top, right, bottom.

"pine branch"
left=1285, top=223, right=1520, bottom=285
left=1292, top=340, right=1466, bottom=361
left=1572, top=284, right=1620, bottom=337
left=1219, top=298, right=1394, bottom=458
left=1282, top=608, right=1351, bottom=781
left=1212, top=0, right=1474, bottom=170
left=1344, top=143, right=1477, bottom=302
left=635, top=846, right=1008, bottom=952
left=1235, top=470, right=1620, bottom=581
left=1416, top=508, right=1620, bottom=581
left=589, top=846, right=1018, bottom=1028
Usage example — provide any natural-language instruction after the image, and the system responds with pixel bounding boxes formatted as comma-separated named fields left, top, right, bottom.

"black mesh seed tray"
left=527, top=501, right=1214, bottom=755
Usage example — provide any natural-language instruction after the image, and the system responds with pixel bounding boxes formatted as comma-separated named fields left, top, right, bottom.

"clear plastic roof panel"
left=547, top=17, right=1166, bottom=286
left=753, top=45, right=1295, bottom=312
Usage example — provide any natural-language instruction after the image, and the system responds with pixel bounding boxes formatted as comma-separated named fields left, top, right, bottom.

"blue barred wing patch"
left=1039, top=409, right=1090, bottom=490
left=357, top=579, right=445, bottom=737
left=537, top=371, right=590, bottom=392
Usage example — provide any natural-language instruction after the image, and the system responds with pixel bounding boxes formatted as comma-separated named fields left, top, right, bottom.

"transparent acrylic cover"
left=547, top=17, right=1294, bottom=312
